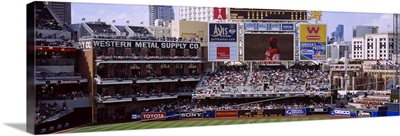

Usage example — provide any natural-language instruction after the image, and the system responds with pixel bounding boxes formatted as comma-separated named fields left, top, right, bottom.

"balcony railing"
left=36, top=73, right=82, bottom=78
left=96, top=55, right=203, bottom=61
left=36, top=59, right=75, bottom=66
left=98, top=74, right=201, bottom=81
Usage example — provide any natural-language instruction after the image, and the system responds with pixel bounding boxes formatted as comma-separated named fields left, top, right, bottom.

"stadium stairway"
left=246, top=70, right=253, bottom=86
left=82, top=22, right=95, bottom=36
left=42, top=2, right=63, bottom=26
left=41, top=109, right=73, bottom=124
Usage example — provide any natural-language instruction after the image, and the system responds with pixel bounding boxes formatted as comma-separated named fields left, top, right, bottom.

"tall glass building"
left=149, top=5, right=175, bottom=26
left=331, top=24, right=344, bottom=42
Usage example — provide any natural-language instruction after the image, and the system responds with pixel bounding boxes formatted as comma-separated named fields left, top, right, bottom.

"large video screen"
left=244, top=33, right=294, bottom=61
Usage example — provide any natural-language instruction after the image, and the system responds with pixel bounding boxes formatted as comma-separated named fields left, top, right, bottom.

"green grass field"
left=66, top=117, right=331, bottom=133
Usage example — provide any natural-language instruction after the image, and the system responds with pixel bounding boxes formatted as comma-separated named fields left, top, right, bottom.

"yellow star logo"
left=308, top=11, right=322, bottom=21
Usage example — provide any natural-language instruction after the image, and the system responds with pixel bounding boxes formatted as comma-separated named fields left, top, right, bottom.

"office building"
left=47, top=2, right=71, bottom=24
left=331, top=24, right=344, bottom=42
left=179, top=6, right=229, bottom=22
left=327, top=41, right=351, bottom=61
left=149, top=5, right=175, bottom=26
left=353, top=25, right=379, bottom=38
left=351, top=33, right=394, bottom=60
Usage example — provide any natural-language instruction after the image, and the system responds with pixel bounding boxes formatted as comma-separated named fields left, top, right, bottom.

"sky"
left=71, top=2, right=393, bottom=41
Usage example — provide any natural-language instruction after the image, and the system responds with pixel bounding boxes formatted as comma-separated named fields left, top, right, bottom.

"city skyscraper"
left=149, top=5, right=175, bottom=26
left=352, top=25, right=379, bottom=37
left=331, top=24, right=344, bottom=42
left=48, top=2, right=72, bottom=24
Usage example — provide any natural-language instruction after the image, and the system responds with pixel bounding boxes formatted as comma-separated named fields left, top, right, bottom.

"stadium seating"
left=197, top=65, right=329, bottom=94
left=35, top=2, right=63, bottom=30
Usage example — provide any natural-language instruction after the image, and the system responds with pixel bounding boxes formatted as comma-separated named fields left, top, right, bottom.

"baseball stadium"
left=31, top=1, right=400, bottom=134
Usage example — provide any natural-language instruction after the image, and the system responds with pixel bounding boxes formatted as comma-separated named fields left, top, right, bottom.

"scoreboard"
left=230, top=8, right=308, bottom=21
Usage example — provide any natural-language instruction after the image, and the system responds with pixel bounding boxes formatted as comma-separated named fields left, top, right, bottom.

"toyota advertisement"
left=141, top=112, right=167, bottom=121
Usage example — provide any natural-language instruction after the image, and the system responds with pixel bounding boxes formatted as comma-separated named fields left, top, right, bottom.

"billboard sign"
left=331, top=108, right=351, bottom=117
left=208, top=23, right=239, bottom=61
left=213, top=7, right=227, bottom=20
left=299, top=24, right=327, bottom=61
left=244, top=33, right=294, bottom=62
left=215, top=110, right=238, bottom=118
left=202, top=110, right=216, bottom=118
left=270, top=23, right=281, bottom=31
left=141, top=112, right=166, bottom=121
left=257, top=23, right=268, bottom=31
left=180, top=112, right=203, bottom=118
left=244, top=23, right=256, bottom=31
left=285, top=108, right=307, bottom=116
left=90, top=40, right=201, bottom=49
left=229, top=8, right=308, bottom=21
left=281, top=23, right=295, bottom=31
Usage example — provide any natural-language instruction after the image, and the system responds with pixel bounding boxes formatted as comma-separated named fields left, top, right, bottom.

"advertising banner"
left=238, top=110, right=265, bottom=117
left=264, top=109, right=285, bottom=116
left=208, top=23, right=239, bottom=61
left=357, top=110, right=372, bottom=118
left=257, top=23, right=268, bottom=30
left=281, top=23, right=295, bottom=31
left=215, top=110, right=238, bottom=118
left=220, top=94, right=234, bottom=98
left=244, top=23, right=256, bottom=31
left=299, top=24, right=327, bottom=61
left=331, top=108, right=351, bottom=117
left=166, top=112, right=180, bottom=120
left=91, top=40, right=201, bottom=49
left=202, top=110, right=216, bottom=118
left=270, top=23, right=281, bottom=31
left=180, top=112, right=203, bottom=118
left=141, top=112, right=166, bottom=121
left=131, top=114, right=141, bottom=120
left=244, top=33, right=294, bottom=61
left=285, top=108, right=307, bottom=116
left=311, top=108, right=326, bottom=112
left=213, top=7, right=227, bottom=20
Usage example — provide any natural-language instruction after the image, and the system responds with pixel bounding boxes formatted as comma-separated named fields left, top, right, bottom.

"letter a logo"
left=307, top=27, right=319, bottom=34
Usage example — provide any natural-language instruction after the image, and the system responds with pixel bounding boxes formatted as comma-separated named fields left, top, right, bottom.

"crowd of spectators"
left=36, top=102, right=68, bottom=124
left=97, top=85, right=195, bottom=102
left=83, top=34, right=203, bottom=43
left=36, top=40, right=73, bottom=47
left=197, top=65, right=329, bottom=94
left=133, top=98, right=329, bottom=113
left=352, top=97, right=389, bottom=109
left=36, top=85, right=89, bottom=100
left=36, top=3, right=62, bottom=30
left=201, top=65, right=248, bottom=87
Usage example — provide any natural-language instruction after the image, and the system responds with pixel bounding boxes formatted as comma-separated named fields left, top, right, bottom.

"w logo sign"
left=307, top=27, right=319, bottom=34
left=306, top=26, right=321, bottom=40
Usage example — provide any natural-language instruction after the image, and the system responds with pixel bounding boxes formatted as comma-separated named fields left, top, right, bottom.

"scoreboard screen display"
left=229, top=8, right=308, bottom=21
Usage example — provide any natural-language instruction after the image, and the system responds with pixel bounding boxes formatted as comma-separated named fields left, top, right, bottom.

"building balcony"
left=95, top=55, right=205, bottom=64
left=36, top=73, right=88, bottom=85
left=95, top=91, right=194, bottom=103
left=95, top=74, right=202, bottom=85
